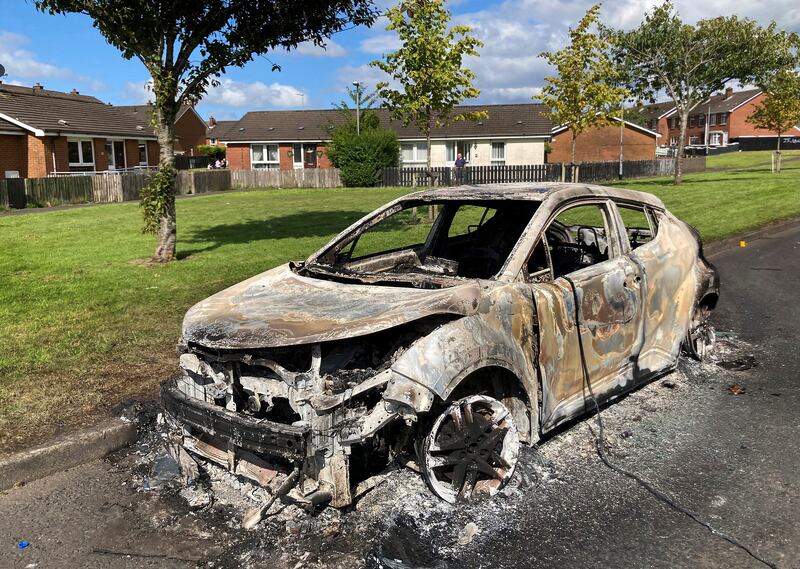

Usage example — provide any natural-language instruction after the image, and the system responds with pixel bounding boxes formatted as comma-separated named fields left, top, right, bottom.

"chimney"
left=32, top=82, right=44, bottom=93
left=208, top=116, right=217, bottom=126
left=70, top=88, right=79, bottom=95
left=724, top=87, right=733, bottom=99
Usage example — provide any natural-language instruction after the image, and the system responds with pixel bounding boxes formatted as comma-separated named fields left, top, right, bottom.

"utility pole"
left=705, top=102, right=711, bottom=152
left=618, top=100, right=625, bottom=180
left=352, top=81, right=361, bottom=135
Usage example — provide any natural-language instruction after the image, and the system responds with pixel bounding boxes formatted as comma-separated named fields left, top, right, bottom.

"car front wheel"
left=685, top=305, right=716, bottom=361
left=419, top=394, right=520, bottom=503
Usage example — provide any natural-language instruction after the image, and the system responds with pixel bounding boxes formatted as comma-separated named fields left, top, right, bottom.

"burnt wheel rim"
left=422, top=395, right=519, bottom=503
left=687, top=306, right=715, bottom=361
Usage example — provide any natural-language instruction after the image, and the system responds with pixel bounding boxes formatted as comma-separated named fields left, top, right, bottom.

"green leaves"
left=538, top=4, right=628, bottom=163
left=139, top=165, right=176, bottom=235
left=748, top=70, right=800, bottom=139
left=370, top=0, right=484, bottom=148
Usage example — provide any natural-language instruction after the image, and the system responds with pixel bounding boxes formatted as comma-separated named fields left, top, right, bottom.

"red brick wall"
left=0, top=135, right=26, bottom=178
left=728, top=93, right=788, bottom=138
left=279, top=143, right=293, bottom=170
left=147, top=141, right=159, bottom=166
left=26, top=135, right=67, bottom=177
left=549, top=124, right=656, bottom=163
left=226, top=143, right=251, bottom=170
left=174, top=110, right=207, bottom=155
left=318, top=144, right=332, bottom=169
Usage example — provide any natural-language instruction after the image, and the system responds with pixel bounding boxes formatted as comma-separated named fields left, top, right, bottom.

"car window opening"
left=309, top=200, right=540, bottom=285
left=527, top=203, right=612, bottom=281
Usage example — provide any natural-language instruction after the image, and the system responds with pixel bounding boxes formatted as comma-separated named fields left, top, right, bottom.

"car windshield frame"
left=305, top=197, right=541, bottom=283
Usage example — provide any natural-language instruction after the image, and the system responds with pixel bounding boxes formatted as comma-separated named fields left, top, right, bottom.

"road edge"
left=704, top=216, right=800, bottom=258
left=0, top=418, right=138, bottom=492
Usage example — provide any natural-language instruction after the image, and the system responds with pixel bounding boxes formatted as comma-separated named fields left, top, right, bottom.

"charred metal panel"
left=183, top=264, right=481, bottom=349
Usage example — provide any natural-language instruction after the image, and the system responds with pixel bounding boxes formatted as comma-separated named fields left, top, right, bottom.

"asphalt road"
left=1, top=222, right=798, bottom=569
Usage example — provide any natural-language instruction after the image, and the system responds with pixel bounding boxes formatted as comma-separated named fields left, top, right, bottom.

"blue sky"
left=1, top=0, right=797, bottom=121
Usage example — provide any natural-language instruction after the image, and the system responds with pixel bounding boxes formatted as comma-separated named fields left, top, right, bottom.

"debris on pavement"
left=457, top=522, right=479, bottom=545
left=727, top=384, right=747, bottom=395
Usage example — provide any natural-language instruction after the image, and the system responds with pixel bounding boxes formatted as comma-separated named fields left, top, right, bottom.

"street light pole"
left=296, top=92, right=305, bottom=108
left=352, top=81, right=361, bottom=136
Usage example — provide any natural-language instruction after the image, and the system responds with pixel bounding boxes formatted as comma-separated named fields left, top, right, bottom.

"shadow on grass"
left=178, top=209, right=423, bottom=256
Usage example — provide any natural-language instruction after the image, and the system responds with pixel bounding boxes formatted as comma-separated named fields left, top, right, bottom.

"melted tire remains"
left=685, top=305, right=716, bottom=361
left=421, top=395, right=520, bottom=503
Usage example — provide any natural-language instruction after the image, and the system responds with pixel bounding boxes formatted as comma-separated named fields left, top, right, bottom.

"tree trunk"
left=571, top=130, right=577, bottom=166
left=673, top=109, right=689, bottom=185
left=152, top=110, right=177, bottom=262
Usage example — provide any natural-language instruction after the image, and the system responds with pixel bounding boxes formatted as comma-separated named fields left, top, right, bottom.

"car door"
left=613, top=202, right=699, bottom=376
left=525, top=200, right=645, bottom=432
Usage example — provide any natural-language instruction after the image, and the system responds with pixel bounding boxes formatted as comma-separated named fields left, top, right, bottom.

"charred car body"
left=161, top=183, right=719, bottom=507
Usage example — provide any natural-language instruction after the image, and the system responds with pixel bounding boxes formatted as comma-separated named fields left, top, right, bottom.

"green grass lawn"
left=1, top=151, right=798, bottom=451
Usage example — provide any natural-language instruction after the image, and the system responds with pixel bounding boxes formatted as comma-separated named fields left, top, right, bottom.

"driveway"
left=1, top=222, right=798, bottom=569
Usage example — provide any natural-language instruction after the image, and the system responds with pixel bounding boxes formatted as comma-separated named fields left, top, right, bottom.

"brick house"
left=116, top=104, right=208, bottom=156
left=639, top=87, right=800, bottom=149
left=548, top=118, right=659, bottom=163
left=206, top=117, right=237, bottom=146
left=0, top=83, right=159, bottom=179
left=219, top=104, right=552, bottom=170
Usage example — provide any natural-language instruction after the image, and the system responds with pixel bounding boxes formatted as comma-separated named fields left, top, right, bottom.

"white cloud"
left=0, top=30, right=105, bottom=90
left=203, top=78, right=307, bottom=108
left=122, top=80, right=153, bottom=104
left=294, top=39, right=347, bottom=57
left=359, top=34, right=401, bottom=54
left=441, top=0, right=800, bottom=104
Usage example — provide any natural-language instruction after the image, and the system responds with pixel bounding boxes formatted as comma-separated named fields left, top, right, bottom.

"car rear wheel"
left=685, top=305, right=716, bottom=361
left=419, top=395, right=519, bottom=503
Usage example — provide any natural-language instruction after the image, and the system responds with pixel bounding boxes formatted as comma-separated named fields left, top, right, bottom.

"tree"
left=538, top=4, right=628, bottom=167
left=607, top=1, right=799, bottom=184
left=370, top=0, right=485, bottom=179
left=197, top=144, right=226, bottom=160
left=326, top=87, right=399, bottom=187
left=37, top=1, right=377, bottom=262
left=747, top=70, right=800, bottom=171
left=326, top=124, right=400, bottom=187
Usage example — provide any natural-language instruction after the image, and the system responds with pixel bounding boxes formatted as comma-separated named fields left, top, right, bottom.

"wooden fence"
left=382, top=157, right=706, bottom=187
left=231, top=168, right=342, bottom=189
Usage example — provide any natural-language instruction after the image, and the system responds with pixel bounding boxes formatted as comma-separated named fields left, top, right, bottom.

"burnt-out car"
left=161, top=183, right=719, bottom=507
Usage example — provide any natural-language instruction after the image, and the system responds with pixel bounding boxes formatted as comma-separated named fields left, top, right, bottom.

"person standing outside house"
left=454, top=152, right=467, bottom=184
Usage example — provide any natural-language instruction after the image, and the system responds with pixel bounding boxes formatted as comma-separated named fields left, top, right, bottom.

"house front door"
left=303, top=144, right=318, bottom=169
left=106, top=141, right=126, bottom=170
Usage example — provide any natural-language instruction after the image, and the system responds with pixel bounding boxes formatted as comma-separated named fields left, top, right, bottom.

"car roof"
left=405, top=182, right=666, bottom=209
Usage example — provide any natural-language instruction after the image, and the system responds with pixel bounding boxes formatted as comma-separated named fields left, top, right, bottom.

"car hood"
left=182, top=264, right=483, bottom=349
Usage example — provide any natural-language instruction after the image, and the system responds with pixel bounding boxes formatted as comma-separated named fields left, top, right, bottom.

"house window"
left=699, top=114, right=705, bottom=127
left=709, top=132, right=722, bottom=146
left=67, top=139, right=94, bottom=168
left=491, top=142, right=506, bottom=165
left=719, top=113, right=728, bottom=125
left=137, top=141, right=148, bottom=165
left=251, top=144, right=280, bottom=169
left=689, top=115, right=696, bottom=128
left=709, top=114, right=716, bottom=126
left=669, top=137, right=678, bottom=146
left=401, top=143, right=427, bottom=166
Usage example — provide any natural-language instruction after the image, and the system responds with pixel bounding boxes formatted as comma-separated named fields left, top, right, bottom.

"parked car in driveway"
left=161, top=182, right=719, bottom=507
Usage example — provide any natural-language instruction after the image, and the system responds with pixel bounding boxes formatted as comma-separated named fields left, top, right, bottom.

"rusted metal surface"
left=162, top=182, right=719, bottom=508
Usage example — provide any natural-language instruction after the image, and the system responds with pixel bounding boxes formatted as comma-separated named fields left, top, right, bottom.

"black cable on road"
left=564, top=275, right=779, bottom=569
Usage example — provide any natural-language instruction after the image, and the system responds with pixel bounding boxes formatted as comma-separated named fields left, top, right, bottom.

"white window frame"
left=250, top=143, right=280, bottom=169
left=719, top=113, right=728, bottom=126
left=67, top=138, right=95, bottom=166
left=491, top=141, right=506, bottom=165
left=105, top=139, right=127, bottom=171
left=709, top=114, right=716, bottom=126
left=400, top=142, right=427, bottom=166
left=137, top=140, right=149, bottom=166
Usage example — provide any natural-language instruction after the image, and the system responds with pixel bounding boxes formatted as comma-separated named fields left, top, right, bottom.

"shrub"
left=197, top=144, right=226, bottom=160
left=326, top=120, right=399, bottom=187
